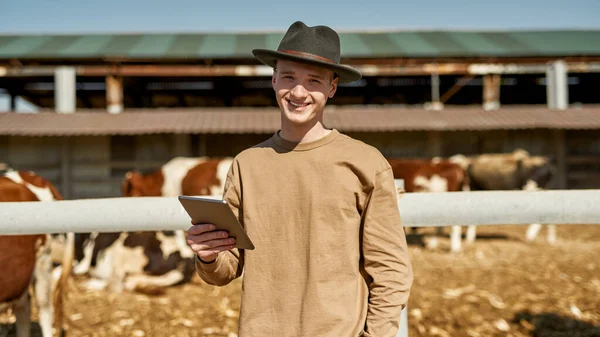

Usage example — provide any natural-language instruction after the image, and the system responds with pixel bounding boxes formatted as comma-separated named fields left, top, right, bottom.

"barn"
left=1, top=28, right=600, bottom=200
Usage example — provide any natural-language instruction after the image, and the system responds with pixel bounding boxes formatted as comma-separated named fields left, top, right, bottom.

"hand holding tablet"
left=179, top=196, right=255, bottom=260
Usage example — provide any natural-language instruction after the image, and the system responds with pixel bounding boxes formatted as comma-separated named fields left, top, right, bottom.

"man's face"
left=272, top=59, right=338, bottom=127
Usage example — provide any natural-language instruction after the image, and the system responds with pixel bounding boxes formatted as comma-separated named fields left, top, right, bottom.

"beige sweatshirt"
left=196, top=129, right=413, bottom=337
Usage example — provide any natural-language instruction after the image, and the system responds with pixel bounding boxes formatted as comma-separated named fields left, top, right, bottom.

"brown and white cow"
left=450, top=148, right=557, bottom=244
left=72, top=156, right=233, bottom=293
left=0, top=169, right=74, bottom=337
left=387, top=158, right=472, bottom=252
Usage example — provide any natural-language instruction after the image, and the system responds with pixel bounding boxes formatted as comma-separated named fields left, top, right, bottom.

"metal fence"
left=2, top=189, right=600, bottom=337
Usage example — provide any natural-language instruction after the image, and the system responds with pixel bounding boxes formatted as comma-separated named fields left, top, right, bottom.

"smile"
left=288, top=100, right=309, bottom=107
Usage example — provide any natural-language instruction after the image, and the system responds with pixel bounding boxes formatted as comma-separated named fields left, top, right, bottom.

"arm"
left=194, top=164, right=245, bottom=286
left=362, top=166, right=413, bottom=337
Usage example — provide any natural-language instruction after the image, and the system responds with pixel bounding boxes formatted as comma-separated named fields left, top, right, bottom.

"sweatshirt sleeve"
left=195, top=160, right=245, bottom=286
left=362, top=165, right=413, bottom=337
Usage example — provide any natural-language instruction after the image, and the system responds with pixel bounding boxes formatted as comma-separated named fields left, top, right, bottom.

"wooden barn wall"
left=440, top=129, right=557, bottom=157
left=2, top=129, right=599, bottom=200
left=71, top=136, right=112, bottom=199
left=347, top=132, right=429, bottom=158
left=566, top=130, right=600, bottom=189
left=4, top=136, right=62, bottom=184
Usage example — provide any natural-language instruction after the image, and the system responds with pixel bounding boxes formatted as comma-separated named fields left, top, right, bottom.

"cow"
left=387, top=158, right=472, bottom=252
left=72, top=156, right=234, bottom=294
left=450, top=149, right=557, bottom=244
left=0, top=168, right=74, bottom=337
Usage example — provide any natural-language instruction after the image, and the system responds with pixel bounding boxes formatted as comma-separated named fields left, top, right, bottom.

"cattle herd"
left=0, top=149, right=557, bottom=337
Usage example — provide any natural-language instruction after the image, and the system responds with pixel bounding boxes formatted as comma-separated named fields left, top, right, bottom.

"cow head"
left=121, top=171, right=164, bottom=197
left=519, top=156, right=556, bottom=190
left=0, top=162, right=11, bottom=174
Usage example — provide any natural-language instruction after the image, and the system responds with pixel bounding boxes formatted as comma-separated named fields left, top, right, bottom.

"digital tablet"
left=178, top=195, right=255, bottom=250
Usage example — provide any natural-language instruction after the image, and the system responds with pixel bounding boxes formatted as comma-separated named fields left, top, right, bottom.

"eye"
left=283, top=75, right=294, bottom=80
left=309, top=79, right=321, bottom=84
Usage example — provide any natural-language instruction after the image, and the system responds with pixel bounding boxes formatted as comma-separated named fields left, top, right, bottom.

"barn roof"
left=1, top=29, right=600, bottom=60
left=1, top=105, right=599, bottom=136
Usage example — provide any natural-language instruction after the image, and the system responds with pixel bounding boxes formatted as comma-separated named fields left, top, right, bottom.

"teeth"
left=290, top=101, right=305, bottom=107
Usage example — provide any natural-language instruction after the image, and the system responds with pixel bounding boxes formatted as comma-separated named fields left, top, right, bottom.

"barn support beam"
left=427, top=131, right=443, bottom=158
left=428, top=72, right=443, bottom=110
left=546, top=60, right=569, bottom=109
left=440, top=75, right=475, bottom=104
left=54, top=67, right=76, bottom=114
left=3, top=62, right=600, bottom=78
left=483, top=74, right=501, bottom=111
left=9, top=91, right=17, bottom=111
left=106, top=75, right=123, bottom=114
left=554, top=129, right=568, bottom=189
left=60, top=137, right=72, bottom=199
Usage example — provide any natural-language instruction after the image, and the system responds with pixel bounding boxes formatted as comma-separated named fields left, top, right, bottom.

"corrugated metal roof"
left=0, top=30, right=599, bottom=60
left=0, top=106, right=599, bottom=136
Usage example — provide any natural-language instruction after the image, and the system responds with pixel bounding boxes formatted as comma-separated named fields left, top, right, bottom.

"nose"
left=289, top=83, right=308, bottom=99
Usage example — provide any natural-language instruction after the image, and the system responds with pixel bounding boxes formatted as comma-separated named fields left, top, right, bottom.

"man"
left=186, top=21, right=413, bottom=337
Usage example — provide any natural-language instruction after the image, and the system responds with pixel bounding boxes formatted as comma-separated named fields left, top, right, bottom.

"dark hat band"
left=279, top=50, right=335, bottom=64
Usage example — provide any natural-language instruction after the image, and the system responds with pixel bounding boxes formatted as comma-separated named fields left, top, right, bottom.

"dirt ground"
left=1, top=224, right=599, bottom=337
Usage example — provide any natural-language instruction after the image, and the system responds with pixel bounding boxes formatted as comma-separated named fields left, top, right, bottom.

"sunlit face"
left=272, top=59, right=338, bottom=127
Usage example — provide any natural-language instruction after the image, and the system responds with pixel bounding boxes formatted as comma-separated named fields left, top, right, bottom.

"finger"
left=187, top=230, right=229, bottom=245
left=197, top=244, right=237, bottom=260
left=189, top=237, right=236, bottom=252
left=187, top=223, right=216, bottom=235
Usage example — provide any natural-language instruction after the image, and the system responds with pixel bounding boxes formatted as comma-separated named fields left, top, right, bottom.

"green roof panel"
left=101, top=35, right=144, bottom=57
left=478, top=32, right=535, bottom=55
left=0, top=30, right=599, bottom=60
left=30, top=36, right=81, bottom=56
left=198, top=34, right=236, bottom=57
left=58, top=35, right=114, bottom=57
left=127, top=34, right=176, bottom=57
left=355, top=33, right=404, bottom=57
left=448, top=32, right=509, bottom=56
left=265, top=33, right=285, bottom=50
left=235, top=34, right=266, bottom=56
left=512, top=31, right=600, bottom=55
left=339, top=34, right=371, bottom=56
left=0, top=36, right=52, bottom=57
left=386, top=32, right=440, bottom=56
left=165, top=34, right=206, bottom=57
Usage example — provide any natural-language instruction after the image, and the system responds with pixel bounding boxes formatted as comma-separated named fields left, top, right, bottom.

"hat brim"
left=252, top=49, right=362, bottom=84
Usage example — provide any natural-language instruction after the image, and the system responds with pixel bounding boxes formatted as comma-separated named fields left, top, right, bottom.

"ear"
left=121, top=171, right=135, bottom=197
left=272, top=69, right=277, bottom=88
left=49, top=184, right=64, bottom=201
left=328, top=76, right=338, bottom=98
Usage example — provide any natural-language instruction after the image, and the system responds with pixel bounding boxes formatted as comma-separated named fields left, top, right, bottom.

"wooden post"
left=427, top=131, right=443, bottom=158
left=60, top=137, right=72, bottom=199
left=9, top=92, right=17, bottom=111
left=428, top=72, right=443, bottom=110
left=54, top=67, right=76, bottom=113
left=106, top=75, right=123, bottom=114
left=173, top=134, right=191, bottom=157
left=554, top=129, right=567, bottom=189
left=483, top=74, right=500, bottom=111
left=546, top=60, right=568, bottom=110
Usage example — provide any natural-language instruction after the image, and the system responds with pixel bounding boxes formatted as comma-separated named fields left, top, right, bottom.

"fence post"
left=397, top=307, right=408, bottom=337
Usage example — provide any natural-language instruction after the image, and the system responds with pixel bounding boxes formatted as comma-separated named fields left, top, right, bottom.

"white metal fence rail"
left=2, top=189, right=600, bottom=337
left=2, top=190, right=600, bottom=235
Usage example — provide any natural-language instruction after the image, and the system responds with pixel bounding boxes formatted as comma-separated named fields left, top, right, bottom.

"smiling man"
left=186, top=21, right=413, bottom=337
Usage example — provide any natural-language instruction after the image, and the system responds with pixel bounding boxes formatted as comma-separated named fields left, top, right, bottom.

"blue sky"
left=1, top=0, right=599, bottom=111
left=1, top=0, right=599, bottom=34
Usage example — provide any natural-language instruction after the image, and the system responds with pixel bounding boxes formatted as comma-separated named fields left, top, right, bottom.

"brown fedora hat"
left=252, top=21, right=362, bottom=84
